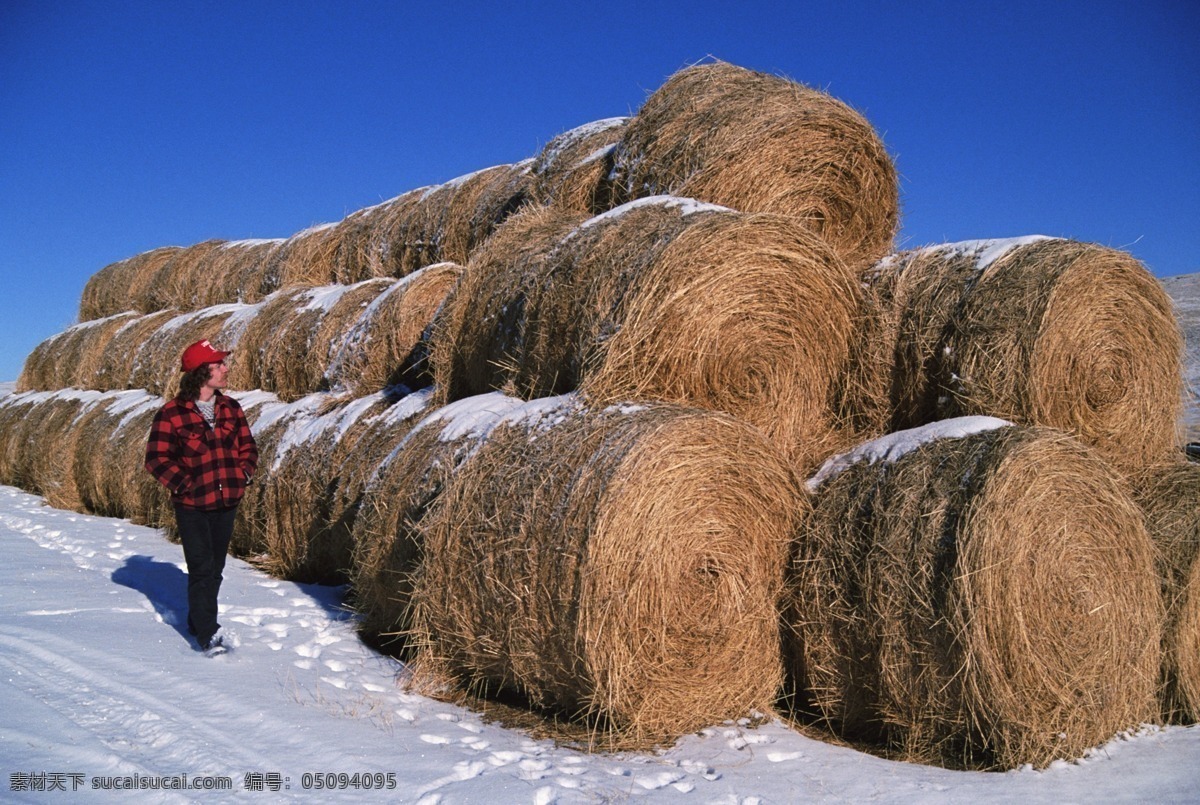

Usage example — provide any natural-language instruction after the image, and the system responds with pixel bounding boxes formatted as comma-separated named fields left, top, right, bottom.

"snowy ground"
left=1, top=483, right=1198, bottom=804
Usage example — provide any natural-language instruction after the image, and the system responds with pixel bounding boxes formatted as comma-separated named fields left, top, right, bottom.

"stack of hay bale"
left=2, top=59, right=1194, bottom=767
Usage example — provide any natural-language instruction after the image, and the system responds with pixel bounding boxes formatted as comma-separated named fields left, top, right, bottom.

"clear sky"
left=2, top=1, right=1197, bottom=382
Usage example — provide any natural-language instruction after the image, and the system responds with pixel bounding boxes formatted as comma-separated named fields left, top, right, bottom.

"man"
left=145, top=339, right=258, bottom=655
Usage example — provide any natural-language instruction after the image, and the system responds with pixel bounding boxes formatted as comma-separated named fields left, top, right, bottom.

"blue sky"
left=2, top=1, right=1197, bottom=382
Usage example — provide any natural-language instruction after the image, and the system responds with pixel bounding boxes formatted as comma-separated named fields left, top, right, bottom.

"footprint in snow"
left=420, top=734, right=452, bottom=745
left=634, top=770, right=685, bottom=790
left=767, top=750, right=807, bottom=762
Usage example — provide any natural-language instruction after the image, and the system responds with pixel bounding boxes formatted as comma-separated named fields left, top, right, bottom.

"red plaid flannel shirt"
left=145, top=391, right=258, bottom=511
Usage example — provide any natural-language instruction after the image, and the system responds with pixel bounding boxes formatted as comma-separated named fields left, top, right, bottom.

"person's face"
left=204, top=360, right=229, bottom=390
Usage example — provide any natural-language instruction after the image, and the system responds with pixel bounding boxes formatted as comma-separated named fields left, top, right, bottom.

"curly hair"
left=178, top=364, right=214, bottom=402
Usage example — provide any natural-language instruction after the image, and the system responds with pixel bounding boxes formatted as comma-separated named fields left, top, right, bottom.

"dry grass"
left=383, top=164, right=535, bottom=276
left=226, top=393, right=314, bottom=559
left=430, top=204, right=585, bottom=401
left=853, top=238, right=1185, bottom=472
left=231, top=283, right=396, bottom=402
left=1127, top=459, right=1200, bottom=724
left=329, top=200, right=402, bottom=285
left=790, top=422, right=1163, bottom=770
left=128, top=239, right=229, bottom=314
left=611, top=60, right=899, bottom=270
left=407, top=397, right=801, bottom=748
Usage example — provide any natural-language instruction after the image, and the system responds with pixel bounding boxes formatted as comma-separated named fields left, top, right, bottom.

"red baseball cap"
left=180, top=339, right=231, bottom=373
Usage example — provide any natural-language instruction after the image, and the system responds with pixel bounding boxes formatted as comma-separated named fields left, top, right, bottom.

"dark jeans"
left=174, top=503, right=237, bottom=646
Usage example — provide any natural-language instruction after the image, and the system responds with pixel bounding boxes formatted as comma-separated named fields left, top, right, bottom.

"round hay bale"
left=240, top=281, right=391, bottom=401
left=530, top=118, right=628, bottom=216
left=791, top=418, right=1163, bottom=769
left=310, top=389, right=433, bottom=571
left=129, top=305, right=245, bottom=398
left=129, top=239, right=229, bottom=315
left=256, top=393, right=397, bottom=584
left=430, top=204, right=585, bottom=401
left=230, top=287, right=319, bottom=400
left=0, top=391, right=106, bottom=509
left=350, top=390, right=524, bottom=650
left=304, top=278, right=395, bottom=392
left=101, top=397, right=175, bottom=529
left=377, top=164, right=534, bottom=278
left=16, top=312, right=139, bottom=391
left=72, top=390, right=163, bottom=517
left=79, top=246, right=183, bottom=321
left=460, top=160, right=535, bottom=258
left=854, top=237, right=1185, bottom=471
left=217, top=392, right=311, bottom=559
left=410, top=395, right=801, bottom=747
left=1127, top=460, right=1200, bottom=724
left=374, top=187, right=431, bottom=277
left=329, top=199, right=401, bottom=285
left=25, top=390, right=107, bottom=511
left=259, top=222, right=340, bottom=294
left=0, top=392, right=45, bottom=488
left=92, top=309, right=181, bottom=391
left=611, top=61, right=899, bottom=269
left=326, top=263, right=463, bottom=397
left=433, top=197, right=863, bottom=471
left=202, top=238, right=286, bottom=307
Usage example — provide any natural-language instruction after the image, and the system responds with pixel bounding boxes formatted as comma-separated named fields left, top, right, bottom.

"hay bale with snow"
left=201, top=238, right=285, bottom=307
left=387, top=163, right=534, bottom=276
left=318, top=390, right=434, bottom=558
left=350, top=391, right=524, bottom=650
left=329, top=200, right=401, bottom=285
left=256, top=393, right=403, bottom=584
left=611, top=61, right=899, bottom=269
left=432, top=197, right=862, bottom=471
left=254, top=282, right=396, bottom=400
left=129, top=239, right=229, bottom=314
left=79, top=246, right=184, bottom=321
left=230, top=283, right=391, bottom=401
left=17, top=312, right=140, bottom=391
left=260, top=223, right=340, bottom=293
left=22, top=391, right=105, bottom=511
left=0, top=392, right=50, bottom=490
left=409, top=395, right=801, bottom=747
left=0, top=391, right=124, bottom=512
left=1128, top=460, right=1200, bottom=724
left=101, top=397, right=176, bottom=529
left=224, top=392, right=310, bottom=559
left=529, top=118, right=628, bottom=215
left=91, top=309, right=181, bottom=391
left=790, top=418, right=1163, bottom=770
left=71, top=390, right=164, bottom=518
left=430, top=204, right=584, bottom=400
left=326, top=263, right=463, bottom=397
left=851, top=237, right=1184, bottom=471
